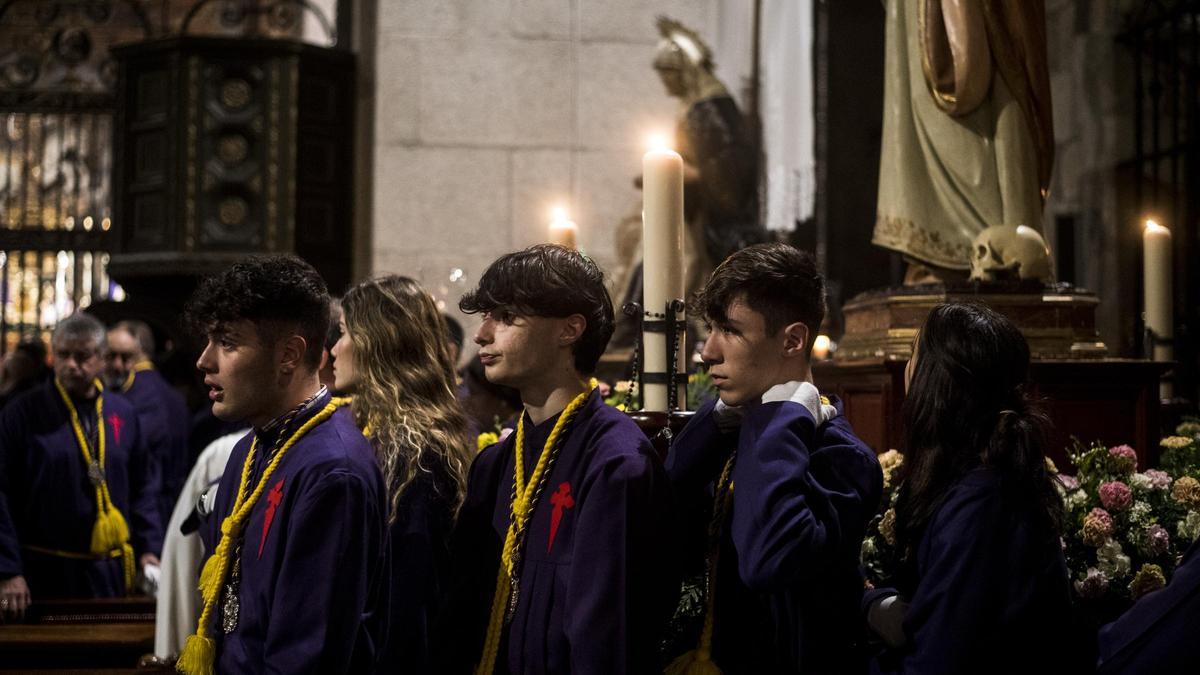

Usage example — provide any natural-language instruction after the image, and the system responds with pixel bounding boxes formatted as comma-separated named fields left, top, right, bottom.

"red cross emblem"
left=107, top=414, right=123, bottom=444
left=547, top=482, right=574, bottom=553
left=259, top=477, right=285, bottom=559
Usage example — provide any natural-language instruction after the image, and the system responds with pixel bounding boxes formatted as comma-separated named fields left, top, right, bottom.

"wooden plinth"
left=814, top=358, right=1170, bottom=470
left=836, top=284, right=1108, bottom=361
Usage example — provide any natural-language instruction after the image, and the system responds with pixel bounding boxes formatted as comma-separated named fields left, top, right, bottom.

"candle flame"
left=552, top=206, right=569, bottom=223
left=647, top=133, right=670, bottom=152
left=1145, top=218, right=1165, bottom=232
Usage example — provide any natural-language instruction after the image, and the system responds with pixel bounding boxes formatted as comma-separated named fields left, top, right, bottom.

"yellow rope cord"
left=475, top=380, right=596, bottom=675
left=53, top=378, right=135, bottom=593
left=120, top=360, right=155, bottom=393
left=177, top=397, right=347, bottom=675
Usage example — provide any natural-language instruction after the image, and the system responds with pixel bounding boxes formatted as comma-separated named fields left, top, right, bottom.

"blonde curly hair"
left=341, top=275, right=471, bottom=522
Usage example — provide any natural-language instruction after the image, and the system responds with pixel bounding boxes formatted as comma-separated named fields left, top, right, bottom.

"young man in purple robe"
left=0, top=313, right=162, bottom=619
left=439, top=244, right=676, bottom=675
left=105, top=320, right=191, bottom=532
left=665, top=243, right=883, bottom=674
left=179, top=255, right=387, bottom=675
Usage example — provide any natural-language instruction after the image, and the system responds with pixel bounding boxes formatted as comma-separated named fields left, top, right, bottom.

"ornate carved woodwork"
left=109, top=35, right=354, bottom=297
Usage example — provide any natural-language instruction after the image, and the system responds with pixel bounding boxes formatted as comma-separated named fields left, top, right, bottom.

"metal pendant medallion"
left=221, top=581, right=240, bottom=634
left=221, top=556, right=242, bottom=634
left=504, top=578, right=520, bottom=624
left=87, top=461, right=104, bottom=486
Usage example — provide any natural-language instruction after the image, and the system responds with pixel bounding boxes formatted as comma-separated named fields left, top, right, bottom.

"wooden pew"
left=0, top=597, right=168, bottom=673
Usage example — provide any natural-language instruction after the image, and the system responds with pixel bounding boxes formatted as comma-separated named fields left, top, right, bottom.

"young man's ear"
left=279, top=335, right=309, bottom=375
left=782, top=322, right=810, bottom=357
left=559, top=314, right=587, bottom=347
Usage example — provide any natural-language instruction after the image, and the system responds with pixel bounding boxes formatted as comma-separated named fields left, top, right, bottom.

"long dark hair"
left=894, top=303, right=1062, bottom=564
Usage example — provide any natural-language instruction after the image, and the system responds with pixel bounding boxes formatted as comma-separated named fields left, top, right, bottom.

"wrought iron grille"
left=0, top=0, right=341, bottom=353
left=0, top=0, right=148, bottom=354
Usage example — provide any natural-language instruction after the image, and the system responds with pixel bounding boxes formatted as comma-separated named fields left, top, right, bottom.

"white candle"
left=642, top=135, right=686, bottom=412
left=549, top=206, right=578, bottom=250
left=1143, top=219, right=1173, bottom=399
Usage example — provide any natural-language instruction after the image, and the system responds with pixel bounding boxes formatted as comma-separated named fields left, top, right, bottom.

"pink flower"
left=1108, top=445, right=1138, bottom=473
left=1144, top=524, right=1170, bottom=557
left=1099, top=481, right=1133, bottom=512
left=1145, top=469, right=1173, bottom=491
left=1056, top=474, right=1080, bottom=491
left=1083, top=508, right=1115, bottom=547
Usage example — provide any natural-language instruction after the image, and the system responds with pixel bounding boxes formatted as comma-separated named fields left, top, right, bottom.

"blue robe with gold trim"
left=438, top=390, right=676, bottom=674
left=199, top=399, right=388, bottom=674
left=0, top=381, right=162, bottom=597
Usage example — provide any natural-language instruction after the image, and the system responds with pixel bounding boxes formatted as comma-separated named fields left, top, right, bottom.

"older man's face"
left=104, top=328, right=142, bottom=388
left=53, top=335, right=104, bottom=397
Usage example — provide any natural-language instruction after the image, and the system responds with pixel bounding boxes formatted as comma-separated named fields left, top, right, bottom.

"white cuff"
left=760, top=381, right=838, bottom=424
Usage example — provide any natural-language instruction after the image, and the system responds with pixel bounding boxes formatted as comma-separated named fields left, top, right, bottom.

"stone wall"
left=369, top=0, right=718, bottom=329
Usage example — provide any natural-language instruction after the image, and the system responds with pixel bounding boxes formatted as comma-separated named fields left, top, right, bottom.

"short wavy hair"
left=186, top=255, right=330, bottom=369
left=693, top=242, right=826, bottom=356
left=459, top=244, right=615, bottom=374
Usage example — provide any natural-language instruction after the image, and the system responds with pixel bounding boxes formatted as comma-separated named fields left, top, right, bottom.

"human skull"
left=969, top=225, right=1053, bottom=282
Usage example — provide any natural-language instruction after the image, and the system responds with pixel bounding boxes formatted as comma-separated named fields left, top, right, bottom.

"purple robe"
left=116, top=367, right=191, bottom=530
left=667, top=396, right=883, bottom=674
left=0, top=381, right=162, bottom=597
left=863, top=467, right=1080, bottom=674
left=438, top=390, right=676, bottom=674
left=376, top=460, right=458, bottom=674
left=199, top=399, right=388, bottom=674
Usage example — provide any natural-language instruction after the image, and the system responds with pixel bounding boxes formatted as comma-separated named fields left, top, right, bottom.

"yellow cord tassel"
left=90, top=495, right=130, bottom=554
left=177, top=634, right=216, bottom=675
left=54, top=378, right=136, bottom=593
left=177, top=399, right=345, bottom=675
left=475, top=380, right=596, bottom=675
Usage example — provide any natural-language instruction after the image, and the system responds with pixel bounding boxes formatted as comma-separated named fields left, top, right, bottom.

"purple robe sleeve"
left=564, top=451, right=669, bottom=674
left=0, top=404, right=26, bottom=578
left=1097, top=539, right=1200, bottom=672
left=125, top=412, right=164, bottom=557
left=665, top=399, right=736, bottom=566
left=730, top=401, right=837, bottom=590
left=262, top=468, right=383, bottom=675
left=891, top=491, right=1010, bottom=674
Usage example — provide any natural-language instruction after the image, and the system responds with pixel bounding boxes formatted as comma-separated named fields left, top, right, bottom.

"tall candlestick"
left=549, top=206, right=578, bottom=250
left=642, top=135, right=686, bottom=412
left=1143, top=219, right=1173, bottom=399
